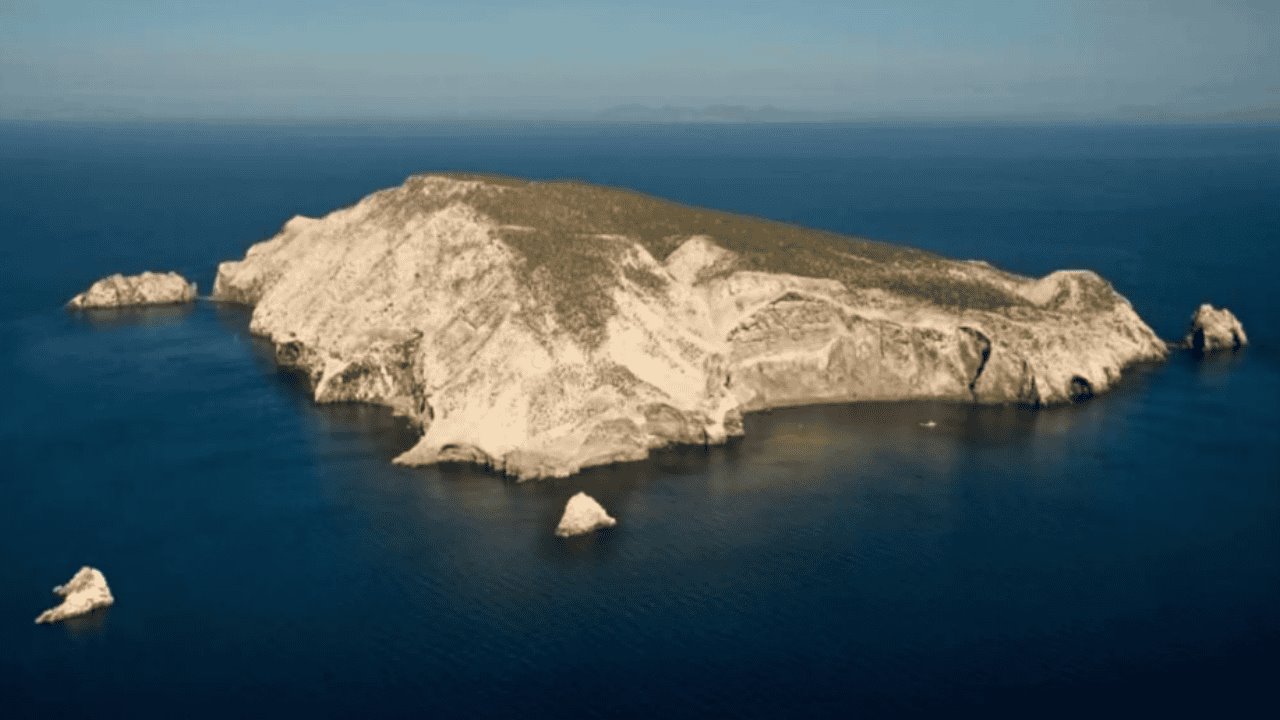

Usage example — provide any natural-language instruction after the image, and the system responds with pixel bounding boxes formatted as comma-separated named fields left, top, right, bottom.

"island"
left=35, top=566, right=114, bottom=624
left=556, top=492, right=618, bottom=537
left=212, top=174, right=1169, bottom=480
left=67, top=271, right=197, bottom=309
left=1183, top=303, right=1248, bottom=352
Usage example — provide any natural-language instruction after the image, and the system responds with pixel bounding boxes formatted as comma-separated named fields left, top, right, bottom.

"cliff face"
left=213, top=174, right=1167, bottom=480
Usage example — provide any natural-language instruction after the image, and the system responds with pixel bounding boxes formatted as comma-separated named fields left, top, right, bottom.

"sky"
left=1, top=0, right=1277, bottom=121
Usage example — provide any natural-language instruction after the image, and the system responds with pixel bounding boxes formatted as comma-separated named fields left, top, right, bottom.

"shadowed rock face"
left=212, top=174, right=1167, bottom=480
left=67, top=271, right=197, bottom=309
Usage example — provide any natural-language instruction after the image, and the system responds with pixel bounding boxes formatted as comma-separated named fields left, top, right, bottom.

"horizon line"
left=3, top=115, right=1279, bottom=129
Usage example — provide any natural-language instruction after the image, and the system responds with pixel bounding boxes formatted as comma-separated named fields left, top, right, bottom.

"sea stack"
left=212, top=174, right=1168, bottom=479
left=1183, top=304, right=1247, bottom=353
left=34, top=566, right=114, bottom=624
left=556, top=492, right=618, bottom=537
left=67, top=271, right=197, bottom=309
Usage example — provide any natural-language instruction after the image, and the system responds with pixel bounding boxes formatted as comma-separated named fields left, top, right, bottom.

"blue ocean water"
left=0, top=121, right=1277, bottom=717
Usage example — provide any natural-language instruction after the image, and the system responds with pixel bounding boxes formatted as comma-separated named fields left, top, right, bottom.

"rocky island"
left=1183, top=303, right=1248, bottom=352
left=556, top=492, right=618, bottom=537
left=35, top=566, right=114, bottom=624
left=67, top=271, right=197, bottom=309
left=212, top=174, right=1169, bottom=480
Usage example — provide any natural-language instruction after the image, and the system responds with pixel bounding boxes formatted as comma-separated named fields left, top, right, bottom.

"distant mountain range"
left=593, top=104, right=1280, bottom=124
left=594, top=104, right=853, bottom=123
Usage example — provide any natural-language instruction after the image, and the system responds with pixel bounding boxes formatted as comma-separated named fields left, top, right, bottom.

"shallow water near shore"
left=1, top=122, right=1278, bottom=717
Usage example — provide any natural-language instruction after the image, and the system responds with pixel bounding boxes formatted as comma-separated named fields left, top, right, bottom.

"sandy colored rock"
left=1182, top=304, right=1247, bottom=352
left=556, top=492, right=618, bottom=537
left=34, top=566, right=114, bottom=624
left=67, top=271, right=197, bottom=309
left=213, top=174, right=1168, bottom=479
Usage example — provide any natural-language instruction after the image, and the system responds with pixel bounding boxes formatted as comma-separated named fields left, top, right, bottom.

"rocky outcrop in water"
left=67, top=271, right=197, bottom=309
left=35, top=566, right=114, bottom=624
left=1182, top=304, right=1247, bottom=352
left=556, top=492, right=618, bottom=537
left=212, top=174, right=1168, bottom=479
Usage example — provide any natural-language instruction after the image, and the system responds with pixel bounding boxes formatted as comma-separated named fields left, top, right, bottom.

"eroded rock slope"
left=214, top=174, right=1166, bottom=479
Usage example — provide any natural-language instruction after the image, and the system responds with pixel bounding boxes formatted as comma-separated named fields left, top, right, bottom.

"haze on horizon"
left=1, top=0, right=1277, bottom=123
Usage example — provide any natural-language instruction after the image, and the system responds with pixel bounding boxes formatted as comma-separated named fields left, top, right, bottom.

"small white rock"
left=555, top=492, right=617, bottom=537
left=35, top=567, right=114, bottom=624
left=919, top=420, right=937, bottom=428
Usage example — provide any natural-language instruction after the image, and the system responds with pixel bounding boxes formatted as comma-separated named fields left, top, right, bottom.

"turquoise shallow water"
left=0, top=122, right=1277, bottom=717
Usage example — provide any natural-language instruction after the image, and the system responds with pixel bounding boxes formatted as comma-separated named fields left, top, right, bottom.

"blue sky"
left=1, top=0, right=1277, bottom=120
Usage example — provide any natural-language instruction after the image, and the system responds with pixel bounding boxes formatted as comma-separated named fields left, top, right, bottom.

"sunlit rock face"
left=35, top=567, right=114, bottom=624
left=1183, top=304, right=1248, bottom=353
left=67, top=271, right=197, bottom=309
left=555, top=492, right=618, bottom=538
left=213, top=174, right=1167, bottom=479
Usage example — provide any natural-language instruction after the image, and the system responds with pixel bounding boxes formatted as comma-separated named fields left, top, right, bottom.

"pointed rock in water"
left=211, top=174, right=1169, bottom=479
left=556, top=492, right=617, bottom=537
left=67, top=271, right=197, bottom=309
left=35, top=567, right=114, bottom=624
left=1183, top=304, right=1247, bottom=353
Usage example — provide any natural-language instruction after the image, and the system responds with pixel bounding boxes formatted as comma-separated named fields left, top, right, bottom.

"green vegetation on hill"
left=389, top=174, right=1030, bottom=345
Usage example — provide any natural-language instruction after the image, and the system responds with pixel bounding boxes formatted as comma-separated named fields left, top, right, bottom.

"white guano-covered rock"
left=1183, top=304, right=1247, bottom=352
left=555, top=492, right=618, bottom=537
left=34, top=566, right=114, bottom=624
left=67, top=271, right=197, bottom=309
left=212, top=174, right=1169, bottom=480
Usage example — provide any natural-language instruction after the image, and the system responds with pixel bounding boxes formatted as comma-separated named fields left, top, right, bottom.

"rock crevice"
left=959, top=326, right=992, bottom=400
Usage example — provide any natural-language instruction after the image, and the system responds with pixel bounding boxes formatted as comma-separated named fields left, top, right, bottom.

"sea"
left=0, top=121, right=1277, bottom=718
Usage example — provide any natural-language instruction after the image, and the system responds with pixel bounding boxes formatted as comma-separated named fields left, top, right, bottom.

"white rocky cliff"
left=35, top=566, right=114, bottom=624
left=213, top=174, right=1169, bottom=479
left=556, top=492, right=618, bottom=537
left=1183, top=304, right=1247, bottom=352
left=67, top=271, right=197, bottom=309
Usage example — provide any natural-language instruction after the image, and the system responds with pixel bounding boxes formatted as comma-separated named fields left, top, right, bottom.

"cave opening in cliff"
left=1069, top=375, right=1094, bottom=402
